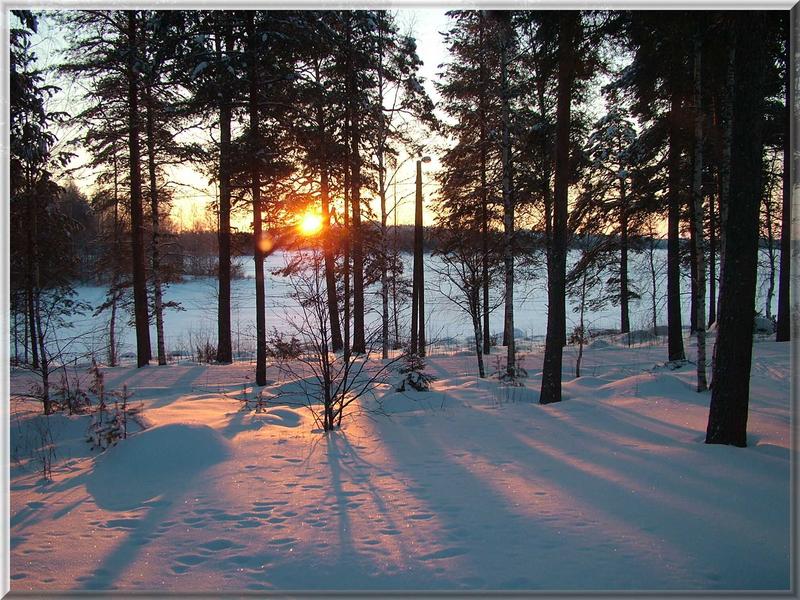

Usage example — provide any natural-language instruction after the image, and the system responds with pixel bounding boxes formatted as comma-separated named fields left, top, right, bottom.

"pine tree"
left=183, top=11, right=246, bottom=363
left=705, top=12, right=769, bottom=447
left=436, top=10, right=503, bottom=356
left=581, top=90, right=640, bottom=335
left=539, top=12, right=580, bottom=405
left=10, top=10, right=83, bottom=411
left=126, top=10, right=152, bottom=367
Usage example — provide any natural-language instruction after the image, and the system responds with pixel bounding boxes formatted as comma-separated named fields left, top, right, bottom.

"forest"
left=7, top=8, right=794, bottom=593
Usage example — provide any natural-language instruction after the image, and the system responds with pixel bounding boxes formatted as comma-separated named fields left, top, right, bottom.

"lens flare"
left=298, top=211, right=323, bottom=236
left=257, top=235, right=274, bottom=254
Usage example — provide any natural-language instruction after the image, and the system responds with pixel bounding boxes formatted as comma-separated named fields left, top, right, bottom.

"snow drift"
left=86, top=423, right=230, bottom=511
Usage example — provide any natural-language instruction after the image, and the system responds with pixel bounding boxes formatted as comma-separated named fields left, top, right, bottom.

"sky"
left=28, top=9, right=454, bottom=230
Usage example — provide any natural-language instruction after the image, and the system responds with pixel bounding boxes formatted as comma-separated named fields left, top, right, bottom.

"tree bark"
left=776, top=12, right=792, bottom=342
left=108, top=145, right=121, bottom=367
left=349, top=27, right=365, bottom=355
left=411, top=160, right=424, bottom=355
left=540, top=13, right=577, bottom=404
left=706, top=12, right=767, bottom=447
left=248, top=14, right=267, bottom=386
left=498, top=14, right=515, bottom=377
left=620, top=177, right=630, bottom=334
left=377, top=31, right=390, bottom=361
left=144, top=82, right=166, bottom=366
left=321, top=164, right=343, bottom=353
left=576, top=269, right=587, bottom=378
left=215, top=31, right=234, bottom=363
left=666, top=89, right=686, bottom=363
left=763, top=165, right=778, bottom=320
left=479, top=11, right=491, bottom=356
left=472, top=292, right=485, bottom=378
left=127, top=10, right=151, bottom=368
left=314, top=58, right=343, bottom=353
left=25, top=186, right=38, bottom=369
left=350, top=122, right=365, bottom=355
left=709, top=185, right=717, bottom=328
left=691, top=29, right=707, bottom=391
left=711, top=20, right=735, bottom=385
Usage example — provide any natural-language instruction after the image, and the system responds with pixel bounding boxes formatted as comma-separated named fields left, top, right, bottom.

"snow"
left=8, top=332, right=790, bottom=592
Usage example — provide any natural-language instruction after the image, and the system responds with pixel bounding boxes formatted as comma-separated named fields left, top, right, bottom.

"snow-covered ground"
left=9, top=332, right=790, bottom=592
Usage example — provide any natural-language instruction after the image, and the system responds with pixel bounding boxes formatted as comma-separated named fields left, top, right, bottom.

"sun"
left=298, top=211, right=323, bottom=236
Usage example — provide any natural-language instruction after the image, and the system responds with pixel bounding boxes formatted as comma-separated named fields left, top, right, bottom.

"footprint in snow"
left=419, top=547, right=468, bottom=561
left=198, top=539, right=238, bottom=552
left=408, top=513, right=434, bottom=520
left=175, top=554, right=207, bottom=565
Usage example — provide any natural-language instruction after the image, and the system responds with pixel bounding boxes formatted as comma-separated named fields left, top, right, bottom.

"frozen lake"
left=23, top=247, right=780, bottom=364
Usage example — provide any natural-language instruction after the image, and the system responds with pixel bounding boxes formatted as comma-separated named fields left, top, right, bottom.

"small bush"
left=195, top=341, right=217, bottom=364
left=87, top=384, right=142, bottom=451
left=396, top=352, right=436, bottom=392
left=55, top=369, right=92, bottom=415
left=492, top=350, right=528, bottom=387
left=266, top=329, right=303, bottom=361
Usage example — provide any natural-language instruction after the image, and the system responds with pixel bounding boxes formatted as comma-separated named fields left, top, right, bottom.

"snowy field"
left=9, top=332, right=791, bottom=592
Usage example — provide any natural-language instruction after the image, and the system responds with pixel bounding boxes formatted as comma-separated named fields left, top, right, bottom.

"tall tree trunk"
left=23, top=293, right=29, bottom=364
left=715, top=27, right=735, bottom=330
left=342, top=119, right=351, bottom=366
left=25, top=185, right=38, bottom=369
left=248, top=14, right=267, bottom=387
left=377, top=32, right=390, bottom=361
left=688, top=203, right=698, bottom=334
left=145, top=83, right=167, bottom=366
left=411, top=160, right=424, bottom=355
left=108, top=145, right=121, bottom=367
left=321, top=165, right=343, bottom=352
left=706, top=12, right=767, bottom=447
left=776, top=12, right=792, bottom=342
left=472, top=293, right=485, bottom=379
left=350, top=122, right=365, bottom=355
left=392, top=180, right=400, bottom=349
left=691, top=29, right=707, bottom=391
left=648, top=233, right=659, bottom=334
left=314, top=60, right=343, bottom=353
left=418, top=222, right=426, bottom=358
left=540, top=13, right=577, bottom=404
left=620, top=177, right=630, bottom=334
left=479, top=12, right=491, bottom=356
left=666, top=89, right=686, bottom=362
left=576, top=269, right=587, bottom=378
left=764, top=165, right=778, bottom=320
left=711, top=20, right=735, bottom=385
left=346, top=26, right=365, bottom=356
left=13, top=302, right=19, bottom=364
left=215, top=32, right=233, bottom=363
left=498, top=13, right=515, bottom=376
left=709, top=186, right=717, bottom=327
left=127, top=10, right=151, bottom=368
left=34, top=290, right=50, bottom=415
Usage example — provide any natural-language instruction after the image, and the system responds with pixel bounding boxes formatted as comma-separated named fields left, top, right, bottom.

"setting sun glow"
left=298, top=211, right=323, bottom=236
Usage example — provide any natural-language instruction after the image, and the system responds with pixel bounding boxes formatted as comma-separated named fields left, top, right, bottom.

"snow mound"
left=86, top=423, right=230, bottom=511
left=259, top=407, right=303, bottom=428
left=587, top=338, right=613, bottom=349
